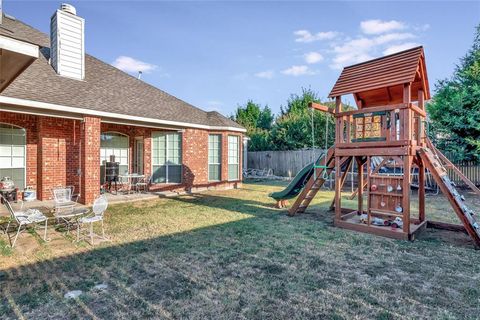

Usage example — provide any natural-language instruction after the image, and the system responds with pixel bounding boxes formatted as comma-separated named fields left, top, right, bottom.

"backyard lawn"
left=1, top=181, right=479, bottom=319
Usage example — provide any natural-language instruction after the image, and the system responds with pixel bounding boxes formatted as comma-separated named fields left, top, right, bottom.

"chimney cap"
left=60, top=3, right=76, bottom=15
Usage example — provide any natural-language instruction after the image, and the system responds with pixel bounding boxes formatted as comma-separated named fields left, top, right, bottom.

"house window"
left=100, top=132, right=129, bottom=176
left=228, top=135, right=239, bottom=181
left=208, top=134, right=221, bottom=181
left=0, top=124, right=26, bottom=189
left=152, top=132, right=182, bottom=183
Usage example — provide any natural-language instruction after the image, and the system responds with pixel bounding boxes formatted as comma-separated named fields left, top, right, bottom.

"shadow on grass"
left=1, top=189, right=479, bottom=319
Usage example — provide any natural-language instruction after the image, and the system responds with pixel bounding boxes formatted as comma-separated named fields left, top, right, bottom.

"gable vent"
left=50, top=3, right=85, bottom=80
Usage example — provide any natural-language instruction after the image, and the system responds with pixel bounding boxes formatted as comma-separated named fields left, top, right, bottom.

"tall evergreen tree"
left=427, top=24, right=480, bottom=161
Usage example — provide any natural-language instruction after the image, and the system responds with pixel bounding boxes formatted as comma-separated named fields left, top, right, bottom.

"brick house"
left=0, top=5, right=245, bottom=204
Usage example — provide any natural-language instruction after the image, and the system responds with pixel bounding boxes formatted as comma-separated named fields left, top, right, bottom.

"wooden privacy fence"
left=247, top=149, right=480, bottom=187
left=447, top=161, right=480, bottom=187
left=247, top=149, right=326, bottom=178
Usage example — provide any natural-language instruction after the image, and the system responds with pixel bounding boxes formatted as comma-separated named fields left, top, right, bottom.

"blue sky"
left=4, top=1, right=480, bottom=117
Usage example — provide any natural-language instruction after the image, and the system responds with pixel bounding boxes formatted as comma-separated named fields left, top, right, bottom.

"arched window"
left=100, top=132, right=129, bottom=176
left=0, top=123, right=26, bottom=189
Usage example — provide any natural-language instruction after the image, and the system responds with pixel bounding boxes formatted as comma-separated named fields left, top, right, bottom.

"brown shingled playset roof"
left=329, top=46, right=430, bottom=108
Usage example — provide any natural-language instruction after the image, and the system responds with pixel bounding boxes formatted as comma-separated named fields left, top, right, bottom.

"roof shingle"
left=0, top=14, right=244, bottom=131
left=328, top=46, right=430, bottom=100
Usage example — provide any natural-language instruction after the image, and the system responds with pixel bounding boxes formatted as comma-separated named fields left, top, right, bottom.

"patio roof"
left=0, top=33, right=39, bottom=93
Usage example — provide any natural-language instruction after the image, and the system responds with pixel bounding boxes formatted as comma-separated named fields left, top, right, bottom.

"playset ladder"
left=288, top=147, right=335, bottom=216
left=418, top=147, right=480, bottom=247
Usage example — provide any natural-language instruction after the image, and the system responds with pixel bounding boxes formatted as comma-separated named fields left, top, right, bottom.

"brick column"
left=143, top=131, right=152, bottom=178
left=80, top=116, right=101, bottom=204
left=37, top=117, right=68, bottom=200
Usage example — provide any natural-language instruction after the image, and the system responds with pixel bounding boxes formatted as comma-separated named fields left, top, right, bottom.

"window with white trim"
left=100, top=132, right=129, bottom=176
left=0, top=124, right=26, bottom=189
left=152, top=132, right=182, bottom=183
left=228, top=135, right=239, bottom=180
left=208, top=134, right=221, bottom=181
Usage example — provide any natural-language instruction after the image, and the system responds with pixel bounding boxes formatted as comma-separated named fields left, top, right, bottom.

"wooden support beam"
left=356, top=156, right=364, bottom=215
left=335, top=97, right=342, bottom=144
left=418, top=90, right=425, bottom=110
left=403, top=83, right=412, bottom=142
left=335, top=155, right=342, bottom=220
left=335, top=146, right=409, bottom=157
left=417, top=90, right=425, bottom=146
left=354, top=93, right=363, bottom=109
left=335, top=96, right=342, bottom=113
left=427, top=220, right=467, bottom=233
left=402, top=155, right=412, bottom=234
left=418, top=58, right=429, bottom=98
left=346, top=115, right=352, bottom=143
left=330, top=157, right=353, bottom=210
left=418, top=156, right=425, bottom=222
left=366, top=156, right=371, bottom=226
left=403, top=83, right=411, bottom=104
left=390, top=109, right=397, bottom=141
left=309, top=102, right=335, bottom=114
left=410, top=103, right=426, bottom=118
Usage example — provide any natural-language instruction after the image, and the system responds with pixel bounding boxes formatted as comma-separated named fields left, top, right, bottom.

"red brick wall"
left=0, top=110, right=243, bottom=203
left=149, top=129, right=243, bottom=192
left=37, top=117, right=81, bottom=200
left=80, top=117, right=101, bottom=204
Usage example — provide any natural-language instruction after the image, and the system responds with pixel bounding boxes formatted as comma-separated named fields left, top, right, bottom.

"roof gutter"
left=0, top=95, right=247, bottom=133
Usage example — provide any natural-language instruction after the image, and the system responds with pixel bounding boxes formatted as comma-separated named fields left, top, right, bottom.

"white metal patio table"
left=53, top=207, right=90, bottom=241
left=118, top=174, right=145, bottom=194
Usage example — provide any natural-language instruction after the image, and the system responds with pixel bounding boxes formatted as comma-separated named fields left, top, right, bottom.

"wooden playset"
left=274, top=46, right=480, bottom=247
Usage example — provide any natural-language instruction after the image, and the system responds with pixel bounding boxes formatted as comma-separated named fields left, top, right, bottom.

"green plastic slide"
left=269, top=157, right=320, bottom=201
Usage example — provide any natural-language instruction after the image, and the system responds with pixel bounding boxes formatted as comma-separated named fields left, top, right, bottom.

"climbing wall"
left=419, top=148, right=480, bottom=247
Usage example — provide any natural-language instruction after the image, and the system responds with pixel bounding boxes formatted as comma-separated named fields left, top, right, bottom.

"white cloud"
left=383, top=42, right=419, bottom=55
left=304, top=52, right=324, bottom=64
left=254, top=70, right=275, bottom=79
left=282, top=65, right=315, bottom=76
left=294, top=30, right=338, bottom=43
left=330, top=32, right=416, bottom=69
left=360, top=19, right=405, bottom=34
left=112, top=56, right=157, bottom=74
left=374, top=32, right=415, bottom=44
left=330, top=38, right=375, bottom=69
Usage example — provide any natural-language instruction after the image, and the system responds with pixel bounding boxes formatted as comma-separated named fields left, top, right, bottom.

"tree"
left=280, top=87, right=320, bottom=116
left=232, top=100, right=273, bottom=131
left=271, top=88, right=335, bottom=151
left=231, top=101, right=274, bottom=151
left=231, top=88, right=351, bottom=152
left=427, top=24, right=480, bottom=162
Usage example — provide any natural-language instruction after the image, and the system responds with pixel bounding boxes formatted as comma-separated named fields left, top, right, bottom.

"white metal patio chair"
left=134, top=175, right=151, bottom=193
left=1, top=195, right=48, bottom=247
left=78, top=195, right=109, bottom=245
left=52, top=186, right=80, bottom=232
left=52, top=186, right=79, bottom=209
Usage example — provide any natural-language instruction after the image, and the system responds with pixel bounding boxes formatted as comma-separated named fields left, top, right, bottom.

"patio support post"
left=80, top=116, right=101, bottom=205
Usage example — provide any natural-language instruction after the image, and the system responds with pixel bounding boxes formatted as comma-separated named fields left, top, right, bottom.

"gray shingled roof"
left=0, top=14, right=244, bottom=131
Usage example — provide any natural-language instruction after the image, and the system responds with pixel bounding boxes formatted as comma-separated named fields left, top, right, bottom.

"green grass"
left=0, top=180, right=479, bottom=319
